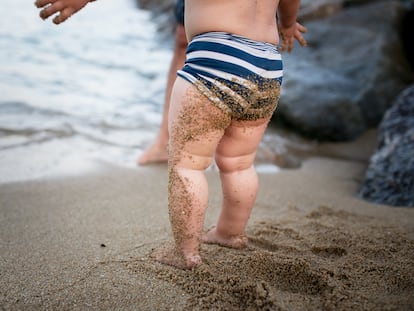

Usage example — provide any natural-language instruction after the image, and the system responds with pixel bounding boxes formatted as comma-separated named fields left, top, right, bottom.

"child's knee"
left=174, top=152, right=213, bottom=171
left=215, top=153, right=254, bottom=173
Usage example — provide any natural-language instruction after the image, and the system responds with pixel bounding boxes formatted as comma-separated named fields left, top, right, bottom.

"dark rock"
left=275, top=0, right=413, bottom=141
left=136, top=0, right=175, bottom=35
left=358, top=84, right=414, bottom=207
left=137, top=0, right=172, bottom=11
left=400, top=3, right=414, bottom=70
left=299, top=0, right=344, bottom=20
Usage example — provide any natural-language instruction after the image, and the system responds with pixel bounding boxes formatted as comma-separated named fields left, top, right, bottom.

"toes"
left=152, top=244, right=202, bottom=270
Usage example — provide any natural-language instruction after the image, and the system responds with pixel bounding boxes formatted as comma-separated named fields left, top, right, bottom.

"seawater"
left=0, top=0, right=177, bottom=183
left=0, top=0, right=286, bottom=184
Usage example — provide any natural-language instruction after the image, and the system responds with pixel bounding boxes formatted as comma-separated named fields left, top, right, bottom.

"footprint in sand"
left=311, top=245, right=347, bottom=258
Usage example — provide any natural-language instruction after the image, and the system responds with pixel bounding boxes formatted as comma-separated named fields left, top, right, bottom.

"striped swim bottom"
left=177, top=32, right=283, bottom=120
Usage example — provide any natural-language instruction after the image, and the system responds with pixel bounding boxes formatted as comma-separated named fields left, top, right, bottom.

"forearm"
left=277, top=0, right=300, bottom=27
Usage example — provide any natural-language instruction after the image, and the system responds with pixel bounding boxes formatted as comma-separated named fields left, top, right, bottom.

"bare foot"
left=152, top=244, right=202, bottom=270
left=137, top=143, right=168, bottom=166
left=202, top=227, right=248, bottom=249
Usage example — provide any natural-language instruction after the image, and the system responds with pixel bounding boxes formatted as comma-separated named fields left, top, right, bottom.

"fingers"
left=296, top=23, right=307, bottom=34
left=38, top=1, right=65, bottom=20
left=280, top=37, right=294, bottom=53
left=35, top=0, right=76, bottom=24
left=35, top=0, right=91, bottom=24
left=279, top=21, right=307, bottom=53
left=287, top=39, right=294, bottom=53
left=53, top=7, right=75, bottom=24
left=34, top=0, right=57, bottom=8
left=293, top=22, right=307, bottom=47
left=295, top=31, right=307, bottom=47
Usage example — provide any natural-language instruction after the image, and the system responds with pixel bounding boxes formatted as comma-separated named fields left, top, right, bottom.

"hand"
left=280, top=21, right=307, bottom=53
left=34, top=0, right=94, bottom=24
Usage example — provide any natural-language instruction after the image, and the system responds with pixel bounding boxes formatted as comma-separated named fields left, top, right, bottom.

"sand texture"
left=1, top=155, right=413, bottom=310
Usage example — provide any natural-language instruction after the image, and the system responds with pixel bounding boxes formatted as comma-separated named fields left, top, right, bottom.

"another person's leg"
left=203, top=117, right=272, bottom=248
left=137, top=24, right=187, bottom=165
left=154, top=77, right=231, bottom=269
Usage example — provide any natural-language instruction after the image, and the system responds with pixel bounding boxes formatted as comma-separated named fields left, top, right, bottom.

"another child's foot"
left=202, top=227, right=248, bottom=249
left=152, top=244, right=202, bottom=270
left=137, top=143, right=168, bottom=165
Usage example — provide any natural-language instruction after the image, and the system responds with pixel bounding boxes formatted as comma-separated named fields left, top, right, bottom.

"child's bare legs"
left=138, top=24, right=187, bottom=165
left=154, top=78, right=230, bottom=269
left=203, top=118, right=271, bottom=248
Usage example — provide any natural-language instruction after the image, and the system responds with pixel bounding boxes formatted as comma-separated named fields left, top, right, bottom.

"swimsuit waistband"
left=191, top=32, right=280, bottom=54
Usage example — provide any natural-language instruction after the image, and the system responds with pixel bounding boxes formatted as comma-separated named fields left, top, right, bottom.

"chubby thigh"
left=168, top=77, right=271, bottom=171
left=168, top=77, right=231, bottom=170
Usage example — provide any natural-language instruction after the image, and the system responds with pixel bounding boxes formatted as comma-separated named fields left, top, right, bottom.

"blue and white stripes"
left=177, top=32, right=283, bottom=119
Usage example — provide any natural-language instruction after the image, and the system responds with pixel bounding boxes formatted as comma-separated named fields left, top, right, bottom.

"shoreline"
left=0, top=126, right=378, bottom=185
left=1, top=151, right=413, bottom=309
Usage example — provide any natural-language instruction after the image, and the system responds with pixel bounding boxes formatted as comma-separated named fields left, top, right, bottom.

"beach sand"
left=1, top=136, right=414, bottom=310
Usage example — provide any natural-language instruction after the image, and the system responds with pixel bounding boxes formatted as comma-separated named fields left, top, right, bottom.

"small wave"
left=0, top=127, right=75, bottom=150
left=0, top=101, right=72, bottom=117
left=0, top=101, right=77, bottom=149
left=0, top=100, right=160, bottom=151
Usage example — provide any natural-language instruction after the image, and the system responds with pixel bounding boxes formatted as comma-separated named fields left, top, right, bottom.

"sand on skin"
left=1, top=141, right=413, bottom=310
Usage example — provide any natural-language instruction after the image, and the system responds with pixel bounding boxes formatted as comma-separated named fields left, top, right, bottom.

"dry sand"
left=1, top=137, right=414, bottom=310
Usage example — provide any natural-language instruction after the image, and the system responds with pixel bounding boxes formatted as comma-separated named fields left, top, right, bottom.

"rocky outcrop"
left=278, top=0, right=413, bottom=141
left=358, top=84, right=414, bottom=207
left=136, top=0, right=175, bottom=34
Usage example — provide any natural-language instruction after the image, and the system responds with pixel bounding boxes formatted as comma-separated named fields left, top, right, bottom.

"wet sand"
left=1, top=141, right=413, bottom=310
